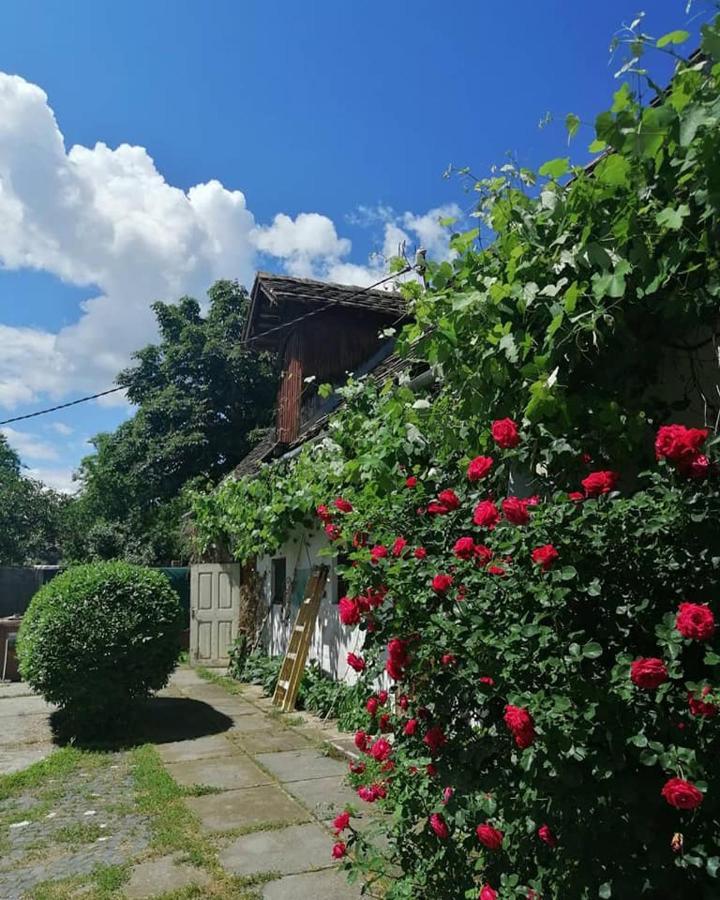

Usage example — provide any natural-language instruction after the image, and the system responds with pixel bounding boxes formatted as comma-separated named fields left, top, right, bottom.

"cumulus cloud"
left=0, top=71, right=462, bottom=488
left=2, top=426, right=58, bottom=461
left=25, top=466, right=78, bottom=494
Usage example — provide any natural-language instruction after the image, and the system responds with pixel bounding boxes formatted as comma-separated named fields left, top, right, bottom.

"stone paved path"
left=0, top=668, right=369, bottom=899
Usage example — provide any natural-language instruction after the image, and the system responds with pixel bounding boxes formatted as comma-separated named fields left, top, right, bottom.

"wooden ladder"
left=272, top=565, right=329, bottom=712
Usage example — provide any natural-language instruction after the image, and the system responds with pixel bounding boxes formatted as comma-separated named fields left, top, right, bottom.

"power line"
left=0, top=267, right=413, bottom=428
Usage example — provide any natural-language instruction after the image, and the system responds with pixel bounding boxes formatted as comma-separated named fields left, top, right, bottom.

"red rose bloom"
left=334, top=497, right=353, bottom=513
left=354, top=730, right=369, bottom=752
left=676, top=602, right=715, bottom=641
left=479, top=886, right=498, bottom=900
left=538, top=824, right=557, bottom=847
left=332, top=811, right=351, bottom=833
left=567, top=491, right=585, bottom=502
left=630, top=657, right=668, bottom=690
left=476, top=823, right=504, bottom=850
left=405, top=475, right=418, bottom=488
left=379, top=713, right=391, bottom=733
left=491, top=417, right=521, bottom=449
left=655, top=424, right=708, bottom=463
left=414, top=546, right=427, bottom=559
left=661, top=777, right=704, bottom=810
left=349, top=761, right=365, bottom=774
left=467, top=455, right=494, bottom=482
left=582, top=470, right=618, bottom=497
left=474, top=544, right=493, bottom=566
left=316, top=504, right=332, bottom=521
left=324, top=523, right=341, bottom=541
left=453, top=536, right=476, bottom=560
left=331, top=841, right=347, bottom=859
left=432, top=573, right=454, bottom=594
left=377, top=690, right=388, bottom=704
left=427, top=501, right=449, bottom=516
left=403, top=717, right=419, bottom=736
left=423, top=725, right=447, bottom=754
left=398, top=694, right=409, bottom=710
left=429, top=812, right=449, bottom=839
left=366, top=696, right=379, bottom=716
left=347, top=653, right=366, bottom=672
left=386, top=638, right=410, bottom=681
left=479, top=676, right=495, bottom=686
left=504, top=704, right=535, bottom=749
left=391, top=536, right=408, bottom=557
left=437, top=488, right=461, bottom=510
left=473, top=500, right=500, bottom=529
left=441, top=653, right=457, bottom=667
left=338, top=596, right=361, bottom=626
left=370, top=545, right=388, bottom=564
left=531, top=544, right=559, bottom=571
left=682, top=454, right=710, bottom=479
left=487, top=564, right=506, bottom=576
left=688, top=686, right=718, bottom=718
left=502, top=496, right=531, bottom=525
left=369, top=737, right=392, bottom=762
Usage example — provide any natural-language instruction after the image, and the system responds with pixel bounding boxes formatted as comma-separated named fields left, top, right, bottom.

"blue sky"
left=0, top=0, right=709, bottom=491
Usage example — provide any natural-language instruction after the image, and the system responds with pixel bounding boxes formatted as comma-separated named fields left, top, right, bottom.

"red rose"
left=491, top=417, right=521, bottom=449
left=331, top=841, right=347, bottom=859
left=479, top=887, right=498, bottom=900
left=442, top=786, right=454, bottom=804
left=391, top=536, right=408, bottom=557
left=630, top=657, right=668, bottom=689
left=432, top=573, right=454, bottom=594
left=370, top=545, right=388, bottom=564
left=567, top=491, right=585, bottom=502
left=682, top=454, right=710, bottom=479
left=379, top=713, right=391, bottom=733
left=479, top=676, right=495, bottom=686
left=364, top=586, right=387, bottom=609
left=423, top=725, right=447, bottom=754
left=349, top=761, right=365, bottom=774
left=441, top=653, right=457, bottom=667
left=538, top=824, right=557, bottom=847
left=504, top=704, right=535, bottom=749
left=426, top=763, right=438, bottom=777
left=369, top=737, right=392, bottom=762
left=655, top=424, right=708, bottom=463
left=332, top=811, right=351, bottom=833
left=531, top=544, right=559, bottom=571
left=338, top=596, right=361, bottom=626
left=427, top=501, right=449, bottom=516
left=676, top=602, right=715, bottom=641
left=473, top=500, right=500, bottom=529
left=487, top=564, right=506, bottom=576
left=354, top=730, right=369, bottom=752
left=325, top=523, right=341, bottom=541
left=386, top=638, right=410, bottom=681
left=347, top=653, right=366, bottom=672
left=581, top=470, right=618, bottom=497
left=403, top=717, right=419, bottom=736
left=467, top=455, right=494, bottom=482
left=378, top=690, right=388, bottom=704
left=688, top=686, right=718, bottom=718
left=316, top=504, right=332, bottom=521
left=476, top=823, right=504, bottom=850
left=502, top=496, right=531, bottom=525
left=661, top=777, right=704, bottom=810
left=437, top=489, right=460, bottom=510
left=366, top=696, right=379, bottom=716
left=334, top=497, right=353, bottom=513
left=414, top=546, right=427, bottom=559
left=398, top=694, right=410, bottom=710
left=405, top=475, right=418, bottom=488
left=352, top=531, right=367, bottom=548
left=474, top=544, right=493, bottom=566
left=453, top=536, right=476, bottom=560
left=429, top=812, right=449, bottom=839
left=357, top=785, right=378, bottom=803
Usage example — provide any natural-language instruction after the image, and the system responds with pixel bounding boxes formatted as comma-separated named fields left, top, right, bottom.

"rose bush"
left=325, top=422, right=720, bottom=899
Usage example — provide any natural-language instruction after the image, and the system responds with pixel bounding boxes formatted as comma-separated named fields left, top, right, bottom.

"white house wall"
left=256, top=522, right=363, bottom=683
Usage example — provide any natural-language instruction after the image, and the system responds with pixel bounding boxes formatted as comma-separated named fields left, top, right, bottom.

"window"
left=271, top=557, right=286, bottom=605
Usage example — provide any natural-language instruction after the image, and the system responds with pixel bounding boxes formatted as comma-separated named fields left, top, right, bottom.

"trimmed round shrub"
left=18, top=562, right=182, bottom=726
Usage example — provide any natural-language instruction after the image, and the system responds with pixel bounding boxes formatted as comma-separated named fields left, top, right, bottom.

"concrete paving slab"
left=186, top=784, right=309, bottom=831
left=232, top=729, right=312, bottom=755
left=0, top=713, right=52, bottom=746
left=262, top=867, right=363, bottom=899
left=0, top=695, right=55, bottom=717
left=285, top=775, right=360, bottom=821
left=229, top=713, right=277, bottom=733
left=0, top=742, right=54, bottom=774
left=155, top=733, right=235, bottom=763
left=206, top=699, right=259, bottom=718
left=0, top=682, right=37, bottom=699
left=219, top=822, right=335, bottom=877
left=165, top=755, right=271, bottom=790
left=123, top=854, right=211, bottom=899
left=255, top=749, right=346, bottom=783
left=167, top=668, right=206, bottom=687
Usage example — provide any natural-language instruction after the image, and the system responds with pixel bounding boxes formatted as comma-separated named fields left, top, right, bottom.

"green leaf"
left=582, top=641, right=603, bottom=659
left=538, top=157, right=569, bottom=179
left=559, top=565, right=577, bottom=581
left=599, top=883, right=612, bottom=898
left=656, top=205, right=690, bottom=230
left=595, top=154, right=630, bottom=187
left=588, top=138, right=607, bottom=154
left=565, top=113, right=580, bottom=140
left=657, top=30, right=690, bottom=48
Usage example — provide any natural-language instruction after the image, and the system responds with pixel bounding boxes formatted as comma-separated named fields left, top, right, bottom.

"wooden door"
left=190, top=563, right=241, bottom=667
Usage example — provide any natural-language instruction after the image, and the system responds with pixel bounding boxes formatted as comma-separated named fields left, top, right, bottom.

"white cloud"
left=0, top=72, right=461, bottom=422
left=25, top=466, right=77, bottom=494
left=47, top=422, right=73, bottom=436
left=2, top=426, right=58, bottom=460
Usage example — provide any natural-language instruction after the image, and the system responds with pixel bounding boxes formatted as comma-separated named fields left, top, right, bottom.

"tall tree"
left=65, top=280, right=276, bottom=564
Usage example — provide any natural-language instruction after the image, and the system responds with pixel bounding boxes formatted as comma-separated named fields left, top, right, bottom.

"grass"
left=196, top=667, right=245, bottom=696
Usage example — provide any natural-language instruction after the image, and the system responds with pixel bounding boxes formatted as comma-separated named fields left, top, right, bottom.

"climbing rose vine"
left=322, top=421, right=720, bottom=899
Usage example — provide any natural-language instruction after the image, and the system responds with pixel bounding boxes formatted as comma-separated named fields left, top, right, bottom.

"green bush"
left=18, top=562, right=182, bottom=728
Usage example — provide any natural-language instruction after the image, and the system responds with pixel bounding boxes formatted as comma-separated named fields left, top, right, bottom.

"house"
left=233, top=272, right=414, bottom=681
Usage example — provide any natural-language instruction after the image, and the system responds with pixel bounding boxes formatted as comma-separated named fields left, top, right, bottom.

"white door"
left=190, top=563, right=241, bottom=667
